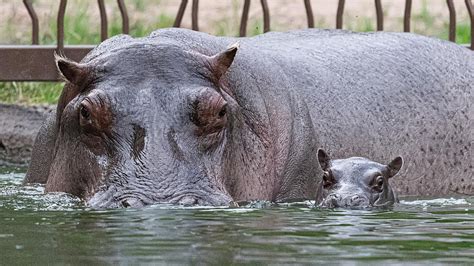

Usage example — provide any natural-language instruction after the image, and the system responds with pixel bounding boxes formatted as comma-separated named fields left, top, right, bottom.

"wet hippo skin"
left=24, top=28, right=473, bottom=208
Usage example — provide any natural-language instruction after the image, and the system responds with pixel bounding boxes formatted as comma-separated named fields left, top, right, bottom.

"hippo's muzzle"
left=320, top=193, right=371, bottom=209
left=86, top=185, right=233, bottom=208
left=169, top=192, right=233, bottom=207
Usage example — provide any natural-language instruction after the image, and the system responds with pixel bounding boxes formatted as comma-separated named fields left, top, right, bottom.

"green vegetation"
left=346, top=17, right=375, bottom=32
left=0, top=82, right=63, bottom=105
left=0, top=0, right=471, bottom=105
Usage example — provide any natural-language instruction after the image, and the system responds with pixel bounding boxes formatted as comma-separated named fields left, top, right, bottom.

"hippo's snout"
left=348, top=194, right=370, bottom=207
left=171, top=192, right=233, bottom=207
left=320, top=193, right=371, bottom=208
left=177, top=196, right=200, bottom=206
left=323, top=193, right=341, bottom=208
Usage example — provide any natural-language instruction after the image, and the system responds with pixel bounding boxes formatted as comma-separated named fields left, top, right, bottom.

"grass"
left=0, top=82, right=63, bottom=105
left=0, top=0, right=471, bottom=105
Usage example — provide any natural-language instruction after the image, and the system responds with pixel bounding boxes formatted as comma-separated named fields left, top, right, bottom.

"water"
left=1, top=167, right=473, bottom=264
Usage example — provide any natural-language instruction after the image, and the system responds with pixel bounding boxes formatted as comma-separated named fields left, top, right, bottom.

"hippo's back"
left=156, top=28, right=473, bottom=197
left=243, top=29, right=473, bottom=196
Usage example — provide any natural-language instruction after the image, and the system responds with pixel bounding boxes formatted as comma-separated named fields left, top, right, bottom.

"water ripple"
left=1, top=167, right=473, bottom=264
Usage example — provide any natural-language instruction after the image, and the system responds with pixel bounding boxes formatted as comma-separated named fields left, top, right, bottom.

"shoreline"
left=0, top=103, right=53, bottom=166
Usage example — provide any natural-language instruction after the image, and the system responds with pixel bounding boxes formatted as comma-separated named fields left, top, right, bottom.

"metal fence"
left=0, top=0, right=472, bottom=82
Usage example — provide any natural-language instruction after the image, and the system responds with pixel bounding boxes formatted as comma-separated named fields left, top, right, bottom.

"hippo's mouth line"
left=318, top=193, right=392, bottom=209
left=373, top=200, right=395, bottom=208
left=169, top=194, right=202, bottom=204
left=168, top=192, right=226, bottom=206
left=372, top=194, right=396, bottom=208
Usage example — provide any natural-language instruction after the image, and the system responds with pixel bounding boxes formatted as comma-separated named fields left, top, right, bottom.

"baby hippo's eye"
left=322, top=171, right=334, bottom=189
left=376, top=176, right=384, bottom=186
left=372, top=175, right=384, bottom=192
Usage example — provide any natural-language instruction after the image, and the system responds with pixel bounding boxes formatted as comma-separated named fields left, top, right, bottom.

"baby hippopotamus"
left=316, top=149, right=403, bottom=208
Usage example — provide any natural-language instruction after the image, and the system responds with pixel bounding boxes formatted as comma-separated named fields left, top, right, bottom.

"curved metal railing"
left=0, top=0, right=472, bottom=81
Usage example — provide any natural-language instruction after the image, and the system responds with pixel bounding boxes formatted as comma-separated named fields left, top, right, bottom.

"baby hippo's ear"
left=387, top=156, right=403, bottom=178
left=317, top=149, right=331, bottom=171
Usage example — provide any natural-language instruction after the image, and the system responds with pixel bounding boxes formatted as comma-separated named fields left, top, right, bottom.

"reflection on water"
left=0, top=167, right=473, bottom=264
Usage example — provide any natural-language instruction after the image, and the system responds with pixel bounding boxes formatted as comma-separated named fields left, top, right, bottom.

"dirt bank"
left=0, top=104, right=53, bottom=166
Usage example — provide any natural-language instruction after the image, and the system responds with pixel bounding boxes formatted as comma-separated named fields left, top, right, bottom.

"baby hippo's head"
left=316, top=149, right=403, bottom=209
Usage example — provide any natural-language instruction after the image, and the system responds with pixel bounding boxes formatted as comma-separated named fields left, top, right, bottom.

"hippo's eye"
left=80, top=104, right=90, bottom=120
left=376, top=177, right=384, bottom=186
left=218, top=104, right=227, bottom=117
left=322, top=171, right=334, bottom=189
left=191, top=88, right=228, bottom=137
left=372, top=176, right=384, bottom=192
left=322, top=172, right=329, bottom=182
left=75, top=94, right=113, bottom=155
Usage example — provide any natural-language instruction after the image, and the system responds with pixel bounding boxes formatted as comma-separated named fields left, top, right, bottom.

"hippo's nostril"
left=121, top=200, right=131, bottom=208
left=328, top=193, right=340, bottom=200
left=348, top=195, right=370, bottom=207
left=120, top=198, right=144, bottom=208
left=351, top=195, right=360, bottom=202
left=324, top=193, right=341, bottom=207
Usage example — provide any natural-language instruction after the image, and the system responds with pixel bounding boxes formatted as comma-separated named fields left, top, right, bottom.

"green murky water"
left=1, top=167, right=473, bottom=264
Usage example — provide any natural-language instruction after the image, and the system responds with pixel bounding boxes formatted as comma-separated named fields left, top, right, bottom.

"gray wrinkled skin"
left=317, top=149, right=402, bottom=208
left=24, top=28, right=473, bottom=208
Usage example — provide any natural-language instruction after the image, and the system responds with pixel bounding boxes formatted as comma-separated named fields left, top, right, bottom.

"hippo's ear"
left=387, top=156, right=403, bottom=178
left=317, top=149, right=331, bottom=171
left=54, top=52, right=89, bottom=86
left=207, top=43, right=239, bottom=82
left=54, top=52, right=92, bottom=123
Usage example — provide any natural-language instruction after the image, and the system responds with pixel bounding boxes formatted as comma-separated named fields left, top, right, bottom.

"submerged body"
left=24, top=28, right=473, bottom=207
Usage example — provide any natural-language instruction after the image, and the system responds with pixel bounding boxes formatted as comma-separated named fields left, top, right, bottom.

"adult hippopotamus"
left=316, top=149, right=402, bottom=208
left=24, top=28, right=473, bottom=208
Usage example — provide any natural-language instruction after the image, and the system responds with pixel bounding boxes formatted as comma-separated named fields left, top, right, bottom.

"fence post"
left=23, top=0, right=39, bottom=45
left=117, top=0, right=129, bottom=34
left=336, top=0, right=345, bottom=29
left=375, top=0, right=383, bottom=31
left=304, top=0, right=314, bottom=28
left=57, top=0, right=67, bottom=52
left=446, top=0, right=456, bottom=42
left=466, top=0, right=473, bottom=49
left=404, top=0, right=412, bottom=32
left=192, top=0, right=199, bottom=31
left=261, top=0, right=270, bottom=32
left=98, top=0, right=108, bottom=41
